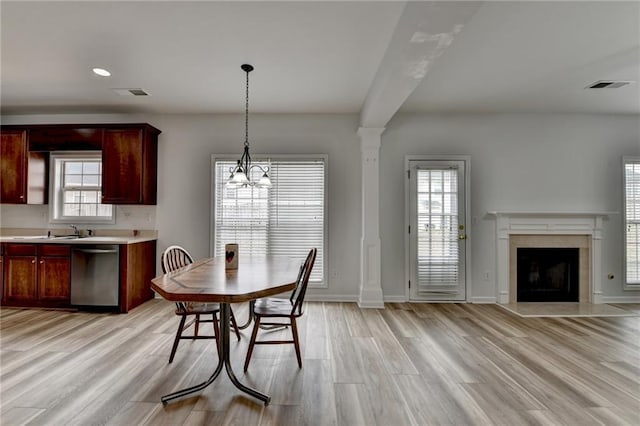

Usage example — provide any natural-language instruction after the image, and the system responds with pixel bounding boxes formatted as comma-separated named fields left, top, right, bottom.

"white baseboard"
left=383, top=295, right=407, bottom=303
left=471, top=296, right=497, bottom=304
left=600, top=296, right=640, bottom=303
left=304, top=294, right=359, bottom=303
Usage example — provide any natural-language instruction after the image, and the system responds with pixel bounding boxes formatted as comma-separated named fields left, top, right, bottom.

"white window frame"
left=211, top=154, right=328, bottom=288
left=49, top=152, right=115, bottom=224
left=624, top=156, right=640, bottom=289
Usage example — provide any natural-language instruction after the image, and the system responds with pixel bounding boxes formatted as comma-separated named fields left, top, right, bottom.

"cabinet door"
left=0, top=255, right=4, bottom=300
left=102, top=128, right=143, bottom=204
left=3, top=256, right=37, bottom=302
left=0, top=129, right=27, bottom=204
left=38, top=256, right=71, bottom=302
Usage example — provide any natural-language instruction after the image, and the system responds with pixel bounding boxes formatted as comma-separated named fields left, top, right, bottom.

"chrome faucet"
left=70, top=224, right=80, bottom=237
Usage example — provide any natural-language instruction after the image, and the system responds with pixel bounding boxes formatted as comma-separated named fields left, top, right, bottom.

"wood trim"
left=119, top=241, right=156, bottom=313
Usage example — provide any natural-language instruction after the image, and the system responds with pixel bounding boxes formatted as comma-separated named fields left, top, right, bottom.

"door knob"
left=458, top=234, right=467, bottom=240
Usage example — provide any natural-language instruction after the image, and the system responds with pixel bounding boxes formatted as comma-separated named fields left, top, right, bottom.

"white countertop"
left=0, top=228, right=157, bottom=245
left=0, top=235, right=156, bottom=245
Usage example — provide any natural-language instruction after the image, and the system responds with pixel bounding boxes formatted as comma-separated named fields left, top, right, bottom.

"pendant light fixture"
left=226, top=64, right=272, bottom=188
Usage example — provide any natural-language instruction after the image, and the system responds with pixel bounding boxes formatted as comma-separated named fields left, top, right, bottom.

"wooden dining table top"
left=150, top=256, right=299, bottom=303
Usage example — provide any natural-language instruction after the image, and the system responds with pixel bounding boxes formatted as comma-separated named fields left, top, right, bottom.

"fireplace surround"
left=489, top=212, right=612, bottom=304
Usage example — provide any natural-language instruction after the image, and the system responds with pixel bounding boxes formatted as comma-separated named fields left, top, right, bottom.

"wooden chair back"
left=290, top=248, right=317, bottom=317
left=161, top=245, right=194, bottom=274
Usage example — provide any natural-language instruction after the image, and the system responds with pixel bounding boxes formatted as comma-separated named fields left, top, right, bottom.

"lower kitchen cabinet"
left=38, top=246, right=71, bottom=303
left=0, top=240, right=156, bottom=313
left=119, top=240, right=156, bottom=313
left=2, top=244, right=70, bottom=307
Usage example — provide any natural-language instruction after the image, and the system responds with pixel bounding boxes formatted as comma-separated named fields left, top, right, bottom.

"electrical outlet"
left=483, top=271, right=490, bottom=281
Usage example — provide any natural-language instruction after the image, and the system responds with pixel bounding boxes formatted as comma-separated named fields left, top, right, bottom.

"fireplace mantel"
left=488, top=211, right=615, bottom=304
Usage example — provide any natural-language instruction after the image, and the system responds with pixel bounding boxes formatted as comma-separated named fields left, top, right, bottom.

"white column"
left=495, top=214, right=510, bottom=304
left=592, top=216, right=604, bottom=303
left=357, top=127, right=385, bottom=308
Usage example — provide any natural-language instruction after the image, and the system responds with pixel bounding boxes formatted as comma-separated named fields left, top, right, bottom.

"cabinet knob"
left=31, top=259, right=36, bottom=264
left=20, top=195, right=24, bottom=199
left=40, top=260, right=45, bottom=264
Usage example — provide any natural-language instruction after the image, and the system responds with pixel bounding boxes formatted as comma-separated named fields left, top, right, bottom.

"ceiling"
left=1, top=1, right=639, bottom=122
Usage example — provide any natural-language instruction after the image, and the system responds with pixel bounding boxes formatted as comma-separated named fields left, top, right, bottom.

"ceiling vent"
left=112, top=88, right=150, bottom=96
left=585, top=80, right=634, bottom=89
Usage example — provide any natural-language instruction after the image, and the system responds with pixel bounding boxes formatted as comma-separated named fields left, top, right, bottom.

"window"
left=625, top=157, right=640, bottom=287
left=50, top=152, right=114, bottom=223
left=212, top=156, right=326, bottom=286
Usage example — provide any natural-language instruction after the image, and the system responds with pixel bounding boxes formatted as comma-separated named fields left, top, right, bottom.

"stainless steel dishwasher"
left=71, top=245, right=119, bottom=307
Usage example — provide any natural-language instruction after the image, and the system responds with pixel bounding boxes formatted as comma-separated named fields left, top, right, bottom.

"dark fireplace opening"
left=517, top=248, right=579, bottom=302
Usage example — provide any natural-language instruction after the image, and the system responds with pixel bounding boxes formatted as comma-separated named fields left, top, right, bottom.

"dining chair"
left=161, top=245, right=241, bottom=363
left=243, top=248, right=317, bottom=372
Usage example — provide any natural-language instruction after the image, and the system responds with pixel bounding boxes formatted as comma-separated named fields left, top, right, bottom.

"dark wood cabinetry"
left=0, top=240, right=156, bottom=313
left=2, top=244, right=70, bottom=307
left=0, top=129, right=48, bottom=204
left=102, top=126, right=159, bottom=204
left=119, top=240, right=156, bottom=313
left=0, top=123, right=160, bottom=205
left=37, top=245, right=71, bottom=303
left=0, top=129, right=28, bottom=203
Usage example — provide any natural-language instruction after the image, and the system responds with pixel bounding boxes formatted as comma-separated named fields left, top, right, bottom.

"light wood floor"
left=1, top=300, right=639, bottom=425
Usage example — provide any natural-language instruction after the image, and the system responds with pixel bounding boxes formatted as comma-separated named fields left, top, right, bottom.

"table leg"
left=161, top=302, right=271, bottom=406
left=236, top=300, right=256, bottom=330
left=238, top=300, right=287, bottom=331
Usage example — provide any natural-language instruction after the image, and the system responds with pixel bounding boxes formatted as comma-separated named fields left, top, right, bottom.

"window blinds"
left=416, top=168, right=459, bottom=292
left=626, top=161, right=640, bottom=284
left=214, top=158, right=324, bottom=283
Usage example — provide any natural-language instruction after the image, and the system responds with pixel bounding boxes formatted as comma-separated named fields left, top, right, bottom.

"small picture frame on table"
left=225, top=243, right=239, bottom=270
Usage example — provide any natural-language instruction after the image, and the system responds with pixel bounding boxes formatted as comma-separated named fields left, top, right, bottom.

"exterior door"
left=408, top=159, right=468, bottom=301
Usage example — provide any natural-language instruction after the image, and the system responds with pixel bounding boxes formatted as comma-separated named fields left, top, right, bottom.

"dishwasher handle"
left=73, top=248, right=118, bottom=254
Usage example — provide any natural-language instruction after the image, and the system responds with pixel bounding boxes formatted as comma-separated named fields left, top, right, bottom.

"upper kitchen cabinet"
left=102, top=125, right=160, bottom=205
left=0, top=128, right=47, bottom=204
left=0, top=123, right=160, bottom=205
left=0, top=129, right=26, bottom=203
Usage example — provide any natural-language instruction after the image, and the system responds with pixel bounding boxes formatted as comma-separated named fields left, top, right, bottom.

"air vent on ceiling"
left=112, top=88, right=150, bottom=96
left=585, top=80, right=634, bottom=89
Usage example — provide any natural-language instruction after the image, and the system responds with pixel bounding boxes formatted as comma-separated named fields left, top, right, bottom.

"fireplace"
left=516, top=247, right=579, bottom=302
left=489, top=211, right=610, bottom=304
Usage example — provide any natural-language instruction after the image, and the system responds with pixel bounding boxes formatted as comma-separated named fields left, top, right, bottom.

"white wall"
left=150, top=114, right=362, bottom=299
left=381, top=112, right=640, bottom=302
left=3, top=112, right=639, bottom=302
left=1, top=113, right=363, bottom=299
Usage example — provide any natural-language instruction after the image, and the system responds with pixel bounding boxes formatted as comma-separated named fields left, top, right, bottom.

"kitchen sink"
left=4, top=236, right=50, bottom=240
left=3, top=235, right=90, bottom=240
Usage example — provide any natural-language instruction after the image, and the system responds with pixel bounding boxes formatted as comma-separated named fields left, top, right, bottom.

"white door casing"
left=406, top=156, right=470, bottom=301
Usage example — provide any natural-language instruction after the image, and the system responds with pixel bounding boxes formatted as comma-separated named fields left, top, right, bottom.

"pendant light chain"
left=244, top=68, right=250, bottom=148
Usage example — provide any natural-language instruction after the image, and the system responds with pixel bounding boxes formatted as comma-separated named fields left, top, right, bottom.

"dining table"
left=150, top=255, right=299, bottom=405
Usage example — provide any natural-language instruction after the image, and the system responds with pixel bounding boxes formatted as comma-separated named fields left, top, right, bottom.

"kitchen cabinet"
left=37, top=245, right=71, bottom=303
left=3, top=245, right=36, bottom=303
left=0, top=129, right=27, bottom=203
left=119, top=240, right=156, bottom=313
left=2, top=244, right=70, bottom=307
left=0, top=129, right=47, bottom=204
left=102, top=125, right=159, bottom=205
left=0, top=245, right=3, bottom=296
left=0, top=239, right=156, bottom=313
left=0, top=123, right=160, bottom=205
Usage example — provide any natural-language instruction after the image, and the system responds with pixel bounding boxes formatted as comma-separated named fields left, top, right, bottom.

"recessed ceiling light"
left=92, top=67, right=111, bottom=77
